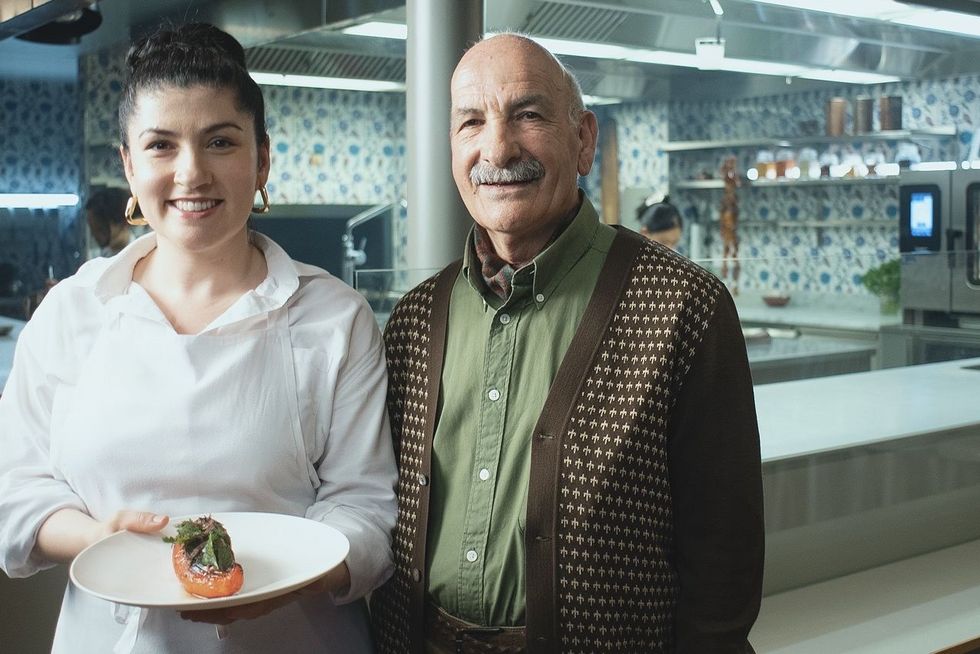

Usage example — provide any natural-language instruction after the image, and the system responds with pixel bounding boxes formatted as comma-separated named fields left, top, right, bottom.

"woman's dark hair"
left=85, top=187, right=130, bottom=227
left=636, top=195, right=683, bottom=234
left=118, top=22, right=267, bottom=148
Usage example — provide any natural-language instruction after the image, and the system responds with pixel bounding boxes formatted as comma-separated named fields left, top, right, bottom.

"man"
left=372, top=33, right=764, bottom=654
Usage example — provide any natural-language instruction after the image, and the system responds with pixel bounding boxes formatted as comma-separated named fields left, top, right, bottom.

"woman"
left=0, top=23, right=396, bottom=653
left=636, top=195, right=683, bottom=250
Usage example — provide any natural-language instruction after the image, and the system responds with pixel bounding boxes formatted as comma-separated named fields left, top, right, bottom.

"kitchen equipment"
left=826, top=98, right=847, bottom=136
left=854, top=97, right=873, bottom=133
left=899, top=169, right=980, bottom=320
left=880, top=96, right=903, bottom=131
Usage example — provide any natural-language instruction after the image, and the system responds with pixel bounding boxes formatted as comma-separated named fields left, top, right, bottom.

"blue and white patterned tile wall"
left=263, top=86, right=406, bottom=205
left=0, top=78, right=84, bottom=295
left=607, top=73, right=978, bottom=296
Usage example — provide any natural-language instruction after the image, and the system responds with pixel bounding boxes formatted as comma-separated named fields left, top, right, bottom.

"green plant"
left=861, top=258, right=900, bottom=310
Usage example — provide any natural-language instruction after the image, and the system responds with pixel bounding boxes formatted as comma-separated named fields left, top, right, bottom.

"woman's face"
left=120, top=84, right=270, bottom=255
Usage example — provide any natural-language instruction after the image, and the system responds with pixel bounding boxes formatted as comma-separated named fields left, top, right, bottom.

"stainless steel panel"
left=951, top=169, right=980, bottom=314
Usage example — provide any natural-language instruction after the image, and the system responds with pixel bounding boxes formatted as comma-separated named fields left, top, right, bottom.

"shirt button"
left=488, top=388, right=501, bottom=401
left=535, top=293, right=545, bottom=303
left=499, top=313, right=511, bottom=325
left=465, top=550, right=479, bottom=563
left=478, top=468, right=490, bottom=481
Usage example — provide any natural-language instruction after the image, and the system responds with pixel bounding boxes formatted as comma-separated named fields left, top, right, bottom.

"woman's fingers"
left=106, top=510, right=169, bottom=534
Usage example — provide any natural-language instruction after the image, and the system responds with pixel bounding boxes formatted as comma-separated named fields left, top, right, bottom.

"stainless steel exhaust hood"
left=4, top=0, right=980, bottom=101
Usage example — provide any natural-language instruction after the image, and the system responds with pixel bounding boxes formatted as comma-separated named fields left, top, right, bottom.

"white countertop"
left=746, top=334, right=876, bottom=364
left=0, top=316, right=26, bottom=393
left=757, top=357, right=980, bottom=463
left=752, top=538, right=980, bottom=653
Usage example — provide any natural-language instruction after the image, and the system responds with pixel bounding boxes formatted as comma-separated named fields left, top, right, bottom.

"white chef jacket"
left=0, top=232, right=397, bottom=653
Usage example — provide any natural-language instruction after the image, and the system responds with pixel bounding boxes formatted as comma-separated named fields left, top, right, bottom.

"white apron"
left=45, top=284, right=372, bottom=654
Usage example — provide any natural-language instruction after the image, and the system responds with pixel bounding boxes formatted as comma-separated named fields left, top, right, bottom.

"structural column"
left=405, top=0, right=483, bottom=271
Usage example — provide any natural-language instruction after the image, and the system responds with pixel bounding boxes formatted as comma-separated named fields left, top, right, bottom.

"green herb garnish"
left=163, top=516, right=236, bottom=572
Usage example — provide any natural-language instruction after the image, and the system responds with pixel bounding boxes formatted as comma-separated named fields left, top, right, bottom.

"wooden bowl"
left=762, top=294, right=791, bottom=308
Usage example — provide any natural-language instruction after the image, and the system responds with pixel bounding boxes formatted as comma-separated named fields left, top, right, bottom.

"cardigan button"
left=417, top=473, right=428, bottom=486
left=411, top=567, right=422, bottom=582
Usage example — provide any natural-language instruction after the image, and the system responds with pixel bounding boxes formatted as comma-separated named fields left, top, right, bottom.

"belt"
left=425, top=602, right=526, bottom=654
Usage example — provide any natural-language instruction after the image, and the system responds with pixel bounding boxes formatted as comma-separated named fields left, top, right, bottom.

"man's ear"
left=576, top=110, right=599, bottom=177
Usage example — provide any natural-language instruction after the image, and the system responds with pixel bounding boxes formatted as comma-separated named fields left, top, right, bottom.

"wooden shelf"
left=660, top=126, right=957, bottom=153
left=674, top=176, right=898, bottom=190
left=739, top=219, right=895, bottom=228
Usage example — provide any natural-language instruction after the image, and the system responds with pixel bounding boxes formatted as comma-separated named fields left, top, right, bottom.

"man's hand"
left=179, top=562, right=351, bottom=625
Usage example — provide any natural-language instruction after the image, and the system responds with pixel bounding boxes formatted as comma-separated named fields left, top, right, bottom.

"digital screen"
left=909, top=192, right=934, bottom=238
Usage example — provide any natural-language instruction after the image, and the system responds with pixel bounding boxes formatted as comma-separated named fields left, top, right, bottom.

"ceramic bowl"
left=762, top=294, right=791, bottom=308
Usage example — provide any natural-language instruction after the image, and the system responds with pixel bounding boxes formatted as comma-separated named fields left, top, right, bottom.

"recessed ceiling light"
left=0, top=194, right=79, bottom=208
left=250, top=72, right=405, bottom=92
left=340, top=21, right=408, bottom=40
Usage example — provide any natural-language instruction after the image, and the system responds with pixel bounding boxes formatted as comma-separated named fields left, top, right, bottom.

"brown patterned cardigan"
left=371, top=228, right=764, bottom=653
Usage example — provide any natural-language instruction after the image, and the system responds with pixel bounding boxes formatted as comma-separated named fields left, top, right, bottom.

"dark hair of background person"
left=118, top=22, right=267, bottom=148
left=636, top=196, right=683, bottom=235
left=85, top=187, right=130, bottom=227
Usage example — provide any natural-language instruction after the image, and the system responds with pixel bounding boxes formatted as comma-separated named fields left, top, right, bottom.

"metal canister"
left=880, top=96, right=903, bottom=131
left=826, top=97, right=847, bottom=136
left=854, top=96, right=873, bottom=133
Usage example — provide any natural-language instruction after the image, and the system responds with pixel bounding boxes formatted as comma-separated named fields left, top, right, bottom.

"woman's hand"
left=35, top=508, right=169, bottom=564
left=179, top=562, right=351, bottom=625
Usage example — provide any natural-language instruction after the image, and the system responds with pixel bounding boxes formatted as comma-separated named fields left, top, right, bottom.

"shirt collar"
left=93, top=231, right=320, bottom=319
left=462, top=191, right=601, bottom=308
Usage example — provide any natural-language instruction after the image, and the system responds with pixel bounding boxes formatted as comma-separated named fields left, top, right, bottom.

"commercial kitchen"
left=2, top=1, right=980, bottom=652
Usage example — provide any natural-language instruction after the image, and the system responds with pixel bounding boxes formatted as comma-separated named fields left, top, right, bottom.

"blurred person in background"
left=638, top=194, right=684, bottom=250
left=85, top=186, right=133, bottom=257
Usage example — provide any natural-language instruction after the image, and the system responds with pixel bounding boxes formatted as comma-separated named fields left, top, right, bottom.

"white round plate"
left=69, top=512, right=349, bottom=611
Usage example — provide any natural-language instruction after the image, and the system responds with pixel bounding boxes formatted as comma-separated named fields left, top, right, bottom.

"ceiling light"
left=0, top=193, right=79, bottom=208
left=340, top=21, right=407, bottom=40
left=582, top=94, right=622, bottom=105
left=750, top=0, right=980, bottom=38
left=250, top=72, right=405, bottom=92
left=797, top=69, right=900, bottom=84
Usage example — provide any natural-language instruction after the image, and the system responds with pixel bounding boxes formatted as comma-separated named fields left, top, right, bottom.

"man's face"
left=450, top=37, right=597, bottom=242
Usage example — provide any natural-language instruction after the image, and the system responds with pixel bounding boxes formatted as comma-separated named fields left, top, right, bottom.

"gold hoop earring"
left=125, top=195, right=148, bottom=226
left=252, top=187, right=271, bottom=214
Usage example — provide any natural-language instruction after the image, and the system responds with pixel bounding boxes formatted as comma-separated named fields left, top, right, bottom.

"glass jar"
left=756, top=149, right=776, bottom=180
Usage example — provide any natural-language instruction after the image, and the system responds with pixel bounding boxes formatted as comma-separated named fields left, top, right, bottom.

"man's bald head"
left=456, top=32, right=586, bottom=123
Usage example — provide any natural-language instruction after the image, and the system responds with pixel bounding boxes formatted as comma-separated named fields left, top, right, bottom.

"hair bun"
left=126, top=22, right=248, bottom=73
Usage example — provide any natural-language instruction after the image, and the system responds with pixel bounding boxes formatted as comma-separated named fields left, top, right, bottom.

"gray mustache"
left=470, top=159, right=545, bottom=185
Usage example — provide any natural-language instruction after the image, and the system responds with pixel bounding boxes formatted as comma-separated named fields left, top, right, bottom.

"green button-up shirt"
left=426, top=196, right=616, bottom=626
